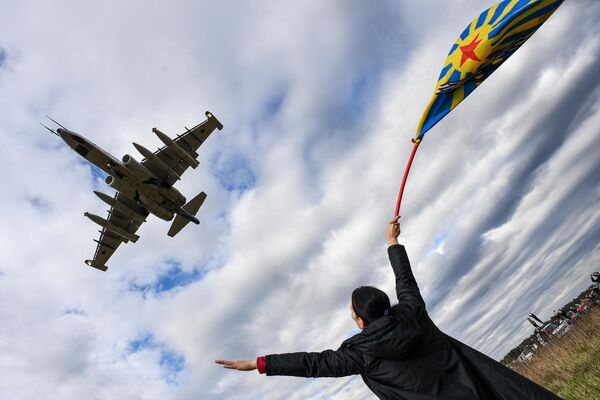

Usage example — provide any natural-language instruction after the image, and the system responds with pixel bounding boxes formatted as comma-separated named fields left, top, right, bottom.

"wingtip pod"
left=85, top=259, right=108, bottom=272
left=205, top=111, right=224, bottom=131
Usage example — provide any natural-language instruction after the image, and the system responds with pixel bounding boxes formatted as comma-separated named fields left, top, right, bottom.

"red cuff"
left=256, top=356, right=266, bottom=374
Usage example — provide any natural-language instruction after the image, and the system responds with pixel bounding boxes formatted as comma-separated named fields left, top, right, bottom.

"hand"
left=386, top=216, right=401, bottom=246
left=215, top=359, right=257, bottom=371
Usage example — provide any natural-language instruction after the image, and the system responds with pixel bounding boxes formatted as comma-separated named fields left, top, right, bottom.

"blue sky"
left=129, top=262, right=207, bottom=295
left=0, top=1, right=599, bottom=399
left=128, top=333, right=185, bottom=384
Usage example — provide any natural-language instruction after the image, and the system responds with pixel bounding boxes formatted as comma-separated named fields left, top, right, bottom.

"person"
left=576, top=303, right=588, bottom=314
left=588, top=286, right=600, bottom=305
left=534, top=327, right=548, bottom=347
left=591, top=272, right=599, bottom=283
left=555, top=308, right=574, bottom=325
left=216, top=217, right=560, bottom=399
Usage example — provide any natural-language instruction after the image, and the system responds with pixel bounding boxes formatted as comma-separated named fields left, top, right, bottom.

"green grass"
left=513, top=308, right=600, bottom=399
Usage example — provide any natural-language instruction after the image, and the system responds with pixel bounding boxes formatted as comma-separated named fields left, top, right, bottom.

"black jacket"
left=265, top=244, right=560, bottom=400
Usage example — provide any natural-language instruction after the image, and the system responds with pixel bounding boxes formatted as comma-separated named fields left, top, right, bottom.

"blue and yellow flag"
left=415, top=0, right=563, bottom=141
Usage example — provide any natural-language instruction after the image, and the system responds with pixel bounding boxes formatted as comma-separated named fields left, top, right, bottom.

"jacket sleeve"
left=265, top=347, right=366, bottom=378
left=388, top=244, right=426, bottom=311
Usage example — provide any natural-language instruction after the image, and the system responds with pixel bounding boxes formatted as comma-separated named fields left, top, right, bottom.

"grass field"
left=513, top=307, right=600, bottom=399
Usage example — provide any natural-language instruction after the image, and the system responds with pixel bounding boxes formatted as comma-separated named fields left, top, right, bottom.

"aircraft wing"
left=85, top=192, right=149, bottom=271
left=141, top=111, right=223, bottom=187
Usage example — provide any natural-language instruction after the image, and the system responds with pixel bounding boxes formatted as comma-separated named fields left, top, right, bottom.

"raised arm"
left=386, top=217, right=426, bottom=310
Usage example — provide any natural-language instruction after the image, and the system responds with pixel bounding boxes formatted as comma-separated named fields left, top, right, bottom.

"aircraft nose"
left=57, top=128, right=75, bottom=138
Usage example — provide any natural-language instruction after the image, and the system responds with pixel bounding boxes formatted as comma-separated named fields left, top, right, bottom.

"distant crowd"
left=528, top=271, right=599, bottom=347
left=555, top=273, right=599, bottom=320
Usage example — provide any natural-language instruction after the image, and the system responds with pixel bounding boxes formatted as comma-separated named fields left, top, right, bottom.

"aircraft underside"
left=42, top=111, right=223, bottom=271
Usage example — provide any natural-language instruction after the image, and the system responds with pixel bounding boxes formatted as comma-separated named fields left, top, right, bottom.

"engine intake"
left=122, top=154, right=157, bottom=181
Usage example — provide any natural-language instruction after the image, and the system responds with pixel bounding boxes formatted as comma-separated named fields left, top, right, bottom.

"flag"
left=415, top=0, right=564, bottom=141
left=395, top=0, right=564, bottom=216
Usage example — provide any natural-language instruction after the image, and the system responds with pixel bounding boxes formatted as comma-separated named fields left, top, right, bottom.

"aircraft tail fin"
left=168, top=191, right=207, bottom=237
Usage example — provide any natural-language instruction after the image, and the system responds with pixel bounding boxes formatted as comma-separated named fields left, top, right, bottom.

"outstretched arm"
left=386, top=217, right=426, bottom=311
left=216, top=347, right=365, bottom=378
left=265, top=348, right=365, bottom=377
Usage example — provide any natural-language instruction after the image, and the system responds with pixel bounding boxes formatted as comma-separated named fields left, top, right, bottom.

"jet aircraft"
left=41, top=111, right=223, bottom=271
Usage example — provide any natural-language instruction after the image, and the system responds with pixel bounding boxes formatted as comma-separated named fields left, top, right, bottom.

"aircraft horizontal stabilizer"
left=168, top=191, right=207, bottom=237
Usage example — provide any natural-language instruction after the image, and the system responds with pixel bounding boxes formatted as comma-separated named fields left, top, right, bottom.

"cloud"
left=0, top=1, right=599, bottom=399
left=210, top=152, right=256, bottom=193
left=128, top=333, right=186, bottom=384
left=0, top=48, right=6, bottom=68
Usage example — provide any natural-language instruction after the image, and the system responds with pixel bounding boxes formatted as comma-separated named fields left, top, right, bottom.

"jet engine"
left=122, top=154, right=157, bottom=181
left=105, top=175, right=130, bottom=194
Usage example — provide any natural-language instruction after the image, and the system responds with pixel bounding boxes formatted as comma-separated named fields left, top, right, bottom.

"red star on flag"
left=459, top=33, right=483, bottom=66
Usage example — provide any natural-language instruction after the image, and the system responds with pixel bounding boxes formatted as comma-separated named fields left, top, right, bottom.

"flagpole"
left=394, top=140, right=421, bottom=218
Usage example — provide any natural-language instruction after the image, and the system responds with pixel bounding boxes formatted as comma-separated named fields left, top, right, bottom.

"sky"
left=0, top=0, right=599, bottom=399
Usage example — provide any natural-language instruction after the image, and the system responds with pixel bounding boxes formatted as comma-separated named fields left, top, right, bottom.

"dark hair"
left=352, top=286, right=391, bottom=325
left=352, top=286, right=418, bottom=328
